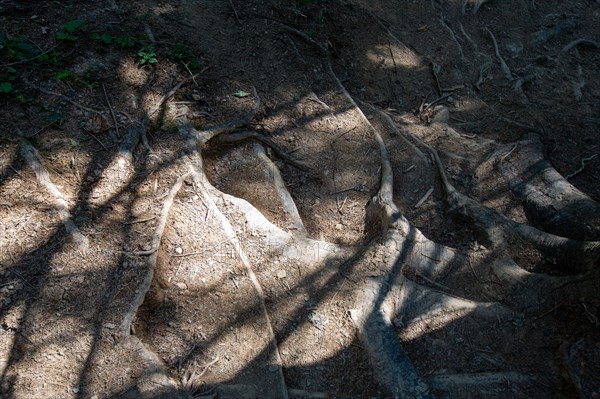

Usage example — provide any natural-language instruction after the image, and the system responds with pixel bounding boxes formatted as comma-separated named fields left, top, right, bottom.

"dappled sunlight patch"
left=118, top=57, right=149, bottom=87
left=367, top=44, right=423, bottom=70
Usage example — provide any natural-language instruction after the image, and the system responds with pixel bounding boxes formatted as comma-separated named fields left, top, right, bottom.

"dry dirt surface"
left=1, top=1, right=600, bottom=398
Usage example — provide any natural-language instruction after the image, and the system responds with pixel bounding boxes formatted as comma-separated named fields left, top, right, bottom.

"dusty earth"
left=1, top=0, right=600, bottom=398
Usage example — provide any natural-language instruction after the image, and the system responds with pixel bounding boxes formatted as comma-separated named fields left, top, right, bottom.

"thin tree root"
left=216, top=130, right=311, bottom=172
left=486, top=28, right=515, bottom=81
left=119, top=172, right=190, bottom=338
left=562, top=38, right=600, bottom=53
left=357, top=100, right=429, bottom=164
left=252, top=143, right=308, bottom=236
left=20, top=139, right=89, bottom=249
left=439, top=17, right=464, bottom=59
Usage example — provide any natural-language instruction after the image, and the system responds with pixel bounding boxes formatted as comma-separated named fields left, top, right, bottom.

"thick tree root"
left=177, top=108, right=290, bottom=399
left=433, top=147, right=600, bottom=273
left=493, top=133, right=600, bottom=241
left=20, top=139, right=89, bottom=249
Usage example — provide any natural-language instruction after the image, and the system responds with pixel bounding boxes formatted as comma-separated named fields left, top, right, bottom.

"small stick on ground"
left=25, top=80, right=111, bottom=127
left=415, top=187, right=434, bottom=208
left=102, top=83, right=120, bottom=138
left=228, top=0, right=242, bottom=25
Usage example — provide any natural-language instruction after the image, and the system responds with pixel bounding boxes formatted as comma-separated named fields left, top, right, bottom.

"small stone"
left=104, top=323, right=116, bottom=329
left=176, top=282, right=187, bottom=290
left=192, top=94, right=201, bottom=101
left=431, top=105, right=450, bottom=123
left=276, top=270, right=287, bottom=279
left=335, top=223, right=343, bottom=230
left=175, top=247, right=183, bottom=255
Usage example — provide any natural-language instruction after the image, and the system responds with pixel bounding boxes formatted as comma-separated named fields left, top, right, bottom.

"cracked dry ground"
left=1, top=0, right=600, bottom=398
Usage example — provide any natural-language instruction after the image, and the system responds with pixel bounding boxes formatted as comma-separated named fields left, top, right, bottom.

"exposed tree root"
left=252, top=143, right=308, bottom=236
left=434, top=147, right=600, bottom=272
left=90, top=78, right=194, bottom=203
left=493, top=134, right=600, bottom=241
left=120, top=172, right=190, bottom=338
left=428, top=371, right=536, bottom=390
left=562, top=38, right=600, bottom=53
left=177, top=110, right=290, bottom=399
left=19, top=139, right=89, bottom=249
left=357, top=100, right=429, bottom=165
left=216, top=130, right=311, bottom=172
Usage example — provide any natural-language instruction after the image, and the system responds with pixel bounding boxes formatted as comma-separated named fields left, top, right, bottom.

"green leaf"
left=63, top=19, right=85, bottom=33
left=6, top=67, right=17, bottom=74
left=0, top=82, right=13, bottom=94
left=54, top=70, right=71, bottom=81
left=115, top=35, right=135, bottom=48
left=100, top=33, right=112, bottom=44
left=56, top=32, right=77, bottom=41
left=69, top=138, right=79, bottom=147
left=233, top=90, right=250, bottom=98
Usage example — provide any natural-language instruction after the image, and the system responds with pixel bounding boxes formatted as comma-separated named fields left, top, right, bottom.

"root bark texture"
left=20, top=139, right=89, bottom=249
left=494, top=134, right=600, bottom=241
left=176, top=104, right=291, bottom=399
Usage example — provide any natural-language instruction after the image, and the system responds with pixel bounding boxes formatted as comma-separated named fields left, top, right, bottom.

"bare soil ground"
left=1, top=1, right=599, bottom=398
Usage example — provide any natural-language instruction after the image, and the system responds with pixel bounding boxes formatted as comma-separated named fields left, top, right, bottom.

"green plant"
left=0, top=82, right=13, bottom=94
left=56, top=19, right=85, bottom=41
left=54, top=70, right=71, bottom=81
left=138, top=45, right=157, bottom=65
left=115, top=35, right=135, bottom=48
left=73, top=69, right=97, bottom=88
left=91, top=33, right=113, bottom=44
left=0, top=67, right=17, bottom=95
left=169, top=43, right=201, bottom=68
left=0, top=34, right=38, bottom=60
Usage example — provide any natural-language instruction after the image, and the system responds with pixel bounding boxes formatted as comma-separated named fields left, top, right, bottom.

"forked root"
left=433, top=147, right=600, bottom=273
